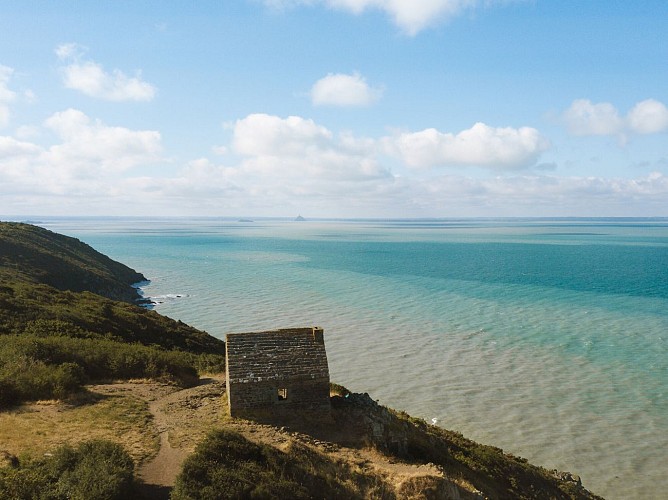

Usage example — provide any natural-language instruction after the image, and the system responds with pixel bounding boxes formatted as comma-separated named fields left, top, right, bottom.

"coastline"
left=18, top=216, right=668, bottom=498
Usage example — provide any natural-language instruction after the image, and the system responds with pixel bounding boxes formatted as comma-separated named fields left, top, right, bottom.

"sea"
left=27, top=217, right=668, bottom=499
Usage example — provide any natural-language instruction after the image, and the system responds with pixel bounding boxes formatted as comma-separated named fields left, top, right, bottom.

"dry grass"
left=0, top=390, right=159, bottom=468
left=160, top=380, right=229, bottom=451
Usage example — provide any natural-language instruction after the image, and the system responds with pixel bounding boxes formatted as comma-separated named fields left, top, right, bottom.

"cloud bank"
left=1, top=107, right=666, bottom=217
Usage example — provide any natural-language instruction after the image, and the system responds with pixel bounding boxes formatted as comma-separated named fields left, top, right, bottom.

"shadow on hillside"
left=233, top=395, right=378, bottom=451
left=64, top=388, right=110, bottom=408
left=136, top=482, right=171, bottom=500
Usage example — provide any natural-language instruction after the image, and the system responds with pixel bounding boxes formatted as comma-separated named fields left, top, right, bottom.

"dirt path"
left=136, top=397, right=190, bottom=498
left=134, top=377, right=227, bottom=499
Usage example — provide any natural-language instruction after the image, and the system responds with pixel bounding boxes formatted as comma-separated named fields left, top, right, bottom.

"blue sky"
left=1, top=0, right=667, bottom=217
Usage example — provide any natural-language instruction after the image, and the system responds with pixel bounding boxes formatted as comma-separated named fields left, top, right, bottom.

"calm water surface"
left=34, top=217, right=668, bottom=499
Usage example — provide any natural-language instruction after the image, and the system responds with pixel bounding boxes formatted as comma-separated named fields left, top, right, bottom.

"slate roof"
left=225, top=327, right=330, bottom=384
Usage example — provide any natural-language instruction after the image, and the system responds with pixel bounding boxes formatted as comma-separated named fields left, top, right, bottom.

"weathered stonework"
left=225, top=327, right=331, bottom=418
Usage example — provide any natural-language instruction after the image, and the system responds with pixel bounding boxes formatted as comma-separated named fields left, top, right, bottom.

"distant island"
left=0, top=222, right=602, bottom=499
left=295, top=215, right=306, bottom=221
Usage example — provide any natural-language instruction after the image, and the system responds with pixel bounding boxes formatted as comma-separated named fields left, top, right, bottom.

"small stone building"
left=225, top=327, right=331, bottom=418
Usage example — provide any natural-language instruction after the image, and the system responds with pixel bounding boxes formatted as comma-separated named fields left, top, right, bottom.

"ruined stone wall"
left=228, top=379, right=330, bottom=418
left=226, top=327, right=331, bottom=417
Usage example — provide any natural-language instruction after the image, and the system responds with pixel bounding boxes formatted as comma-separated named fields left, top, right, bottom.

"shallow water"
left=36, top=217, right=668, bottom=499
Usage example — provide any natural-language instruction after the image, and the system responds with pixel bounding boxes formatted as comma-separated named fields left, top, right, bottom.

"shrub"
left=172, top=429, right=368, bottom=500
left=0, top=334, right=201, bottom=407
left=173, top=430, right=311, bottom=500
left=51, top=362, right=86, bottom=399
left=48, top=440, right=134, bottom=499
left=0, top=440, right=135, bottom=499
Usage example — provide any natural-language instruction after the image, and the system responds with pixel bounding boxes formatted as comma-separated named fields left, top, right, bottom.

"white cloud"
left=0, top=109, right=164, bottom=210
left=0, top=65, right=17, bottom=128
left=264, top=0, right=518, bottom=35
left=385, top=122, right=549, bottom=170
left=232, top=113, right=389, bottom=183
left=145, top=114, right=553, bottom=215
left=233, top=113, right=333, bottom=157
left=42, top=108, right=162, bottom=175
left=0, top=136, right=42, bottom=158
left=627, top=99, right=668, bottom=135
left=561, top=99, right=623, bottom=136
left=55, top=42, right=84, bottom=60
left=15, top=125, right=40, bottom=140
left=0, top=108, right=8, bottom=130
left=310, top=72, right=382, bottom=107
left=56, top=43, right=156, bottom=101
left=562, top=98, right=668, bottom=138
left=0, top=111, right=389, bottom=215
left=2, top=109, right=667, bottom=217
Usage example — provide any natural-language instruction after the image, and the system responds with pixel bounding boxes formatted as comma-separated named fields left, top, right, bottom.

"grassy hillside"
left=0, top=222, right=226, bottom=407
left=0, top=222, right=145, bottom=303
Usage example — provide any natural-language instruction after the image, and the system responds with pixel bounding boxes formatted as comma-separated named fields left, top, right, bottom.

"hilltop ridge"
left=0, top=222, right=144, bottom=303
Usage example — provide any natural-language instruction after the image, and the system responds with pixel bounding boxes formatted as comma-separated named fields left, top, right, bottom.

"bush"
left=51, top=362, right=86, bottom=400
left=0, top=440, right=135, bottom=499
left=172, top=429, right=368, bottom=500
left=49, top=440, right=134, bottom=499
left=172, top=430, right=311, bottom=500
left=0, top=334, right=200, bottom=407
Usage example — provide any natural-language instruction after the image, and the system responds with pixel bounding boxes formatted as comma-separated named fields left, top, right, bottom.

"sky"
left=1, top=0, right=667, bottom=218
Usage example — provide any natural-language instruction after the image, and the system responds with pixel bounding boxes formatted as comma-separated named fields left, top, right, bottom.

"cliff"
left=0, top=222, right=144, bottom=303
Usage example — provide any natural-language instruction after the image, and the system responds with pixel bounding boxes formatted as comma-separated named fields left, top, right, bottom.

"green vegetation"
left=0, top=222, right=144, bottom=302
left=0, top=440, right=135, bottom=499
left=0, top=334, right=199, bottom=406
left=0, top=222, right=225, bottom=407
left=0, top=282, right=225, bottom=354
left=172, top=429, right=387, bottom=500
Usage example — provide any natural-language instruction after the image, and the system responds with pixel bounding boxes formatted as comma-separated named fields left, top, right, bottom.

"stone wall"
left=226, top=327, right=331, bottom=418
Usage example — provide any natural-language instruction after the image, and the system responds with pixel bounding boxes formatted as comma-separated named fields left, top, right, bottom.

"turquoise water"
left=37, top=217, right=668, bottom=499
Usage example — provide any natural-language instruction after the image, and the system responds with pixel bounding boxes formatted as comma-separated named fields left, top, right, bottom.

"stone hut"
left=225, top=327, right=331, bottom=418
